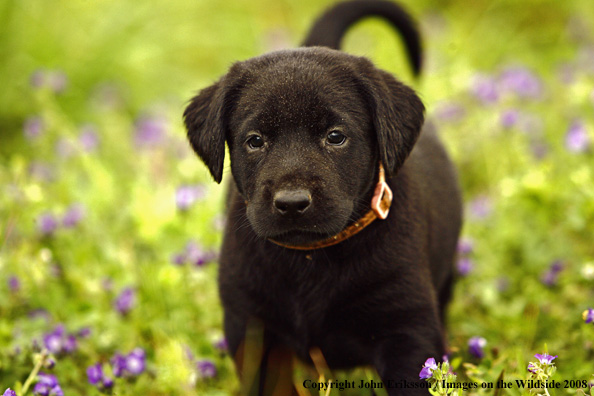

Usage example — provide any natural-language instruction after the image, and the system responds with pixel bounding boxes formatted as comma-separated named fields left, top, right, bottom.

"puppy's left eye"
left=326, top=130, right=347, bottom=146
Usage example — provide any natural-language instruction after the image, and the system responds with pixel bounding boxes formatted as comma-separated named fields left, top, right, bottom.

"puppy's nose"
left=273, top=189, right=312, bottom=216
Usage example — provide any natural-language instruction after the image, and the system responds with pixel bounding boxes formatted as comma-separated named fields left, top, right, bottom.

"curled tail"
left=302, top=0, right=422, bottom=77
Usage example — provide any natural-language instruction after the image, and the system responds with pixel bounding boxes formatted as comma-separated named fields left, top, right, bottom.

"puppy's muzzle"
left=273, top=189, right=312, bottom=217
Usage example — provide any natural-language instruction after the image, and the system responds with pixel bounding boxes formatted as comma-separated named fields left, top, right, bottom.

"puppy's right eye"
left=247, top=135, right=265, bottom=149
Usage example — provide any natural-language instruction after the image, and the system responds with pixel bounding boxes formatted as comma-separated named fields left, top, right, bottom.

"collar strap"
left=268, top=163, right=393, bottom=251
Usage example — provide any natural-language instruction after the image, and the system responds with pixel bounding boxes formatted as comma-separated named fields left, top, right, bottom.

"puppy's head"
left=184, top=48, right=424, bottom=244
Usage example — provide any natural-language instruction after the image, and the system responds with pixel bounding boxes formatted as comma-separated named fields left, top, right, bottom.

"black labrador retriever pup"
left=184, top=1, right=462, bottom=394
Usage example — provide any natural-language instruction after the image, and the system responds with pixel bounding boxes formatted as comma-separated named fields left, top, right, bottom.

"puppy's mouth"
left=266, top=229, right=336, bottom=245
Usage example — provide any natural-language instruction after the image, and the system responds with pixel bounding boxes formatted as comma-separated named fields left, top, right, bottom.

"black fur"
left=183, top=1, right=462, bottom=395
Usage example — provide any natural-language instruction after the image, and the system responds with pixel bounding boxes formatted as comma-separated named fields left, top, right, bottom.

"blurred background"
left=1, top=0, right=593, bottom=395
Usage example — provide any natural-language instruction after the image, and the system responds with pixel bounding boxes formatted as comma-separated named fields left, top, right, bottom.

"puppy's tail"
left=302, top=0, right=422, bottom=77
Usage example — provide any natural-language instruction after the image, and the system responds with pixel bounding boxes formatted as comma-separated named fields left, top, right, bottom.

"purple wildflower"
left=172, top=241, right=217, bottom=267
left=79, top=124, right=100, bottom=152
left=456, top=257, right=474, bottom=276
left=534, top=353, right=557, bottom=365
left=468, top=336, right=487, bottom=359
left=214, top=337, right=228, bottom=352
left=114, top=287, right=136, bottom=316
left=111, top=349, right=146, bottom=378
left=43, top=325, right=77, bottom=355
left=8, top=275, right=20, bottom=292
left=24, top=116, right=44, bottom=140
left=49, top=71, right=68, bottom=94
left=434, top=102, right=466, bottom=122
left=125, top=348, right=146, bottom=375
left=583, top=308, right=594, bottom=324
left=30, top=69, right=46, bottom=88
left=541, top=260, right=563, bottom=287
left=87, top=363, right=104, bottom=385
left=419, top=357, right=438, bottom=379
left=500, top=109, right=520, bottom=129
left=3, top=390, right=17, bottom=396
left=111, top=353, right=127, bottom=377
left=78, top=327, right=92, bottom=338
left=34, top=373, right=63, bottom=396
left=197, top=360, right=217, bottom=379
left=565, top=119, right=591, bottom=153
left=87, top=362, right=115, bottom=390
left=175, top=185, right=206, bottom=211
left=457, top=238, right=474, bottom=256
left=470, top=74, right=499, bottom=104
left=468, top=195, right=492, bottom=220
left=134, top=115, right=167, bottom=148
left=499, top=66, right=543, bottom=99
left=527, top=362, right=538, bottom=373
left=62, top=203, right=85, bottom=228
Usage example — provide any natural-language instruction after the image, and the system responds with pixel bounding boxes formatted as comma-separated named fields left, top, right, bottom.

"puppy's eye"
left=247, top=135, right=265, bottom=149
left=326, top=130, right=347, bottom=146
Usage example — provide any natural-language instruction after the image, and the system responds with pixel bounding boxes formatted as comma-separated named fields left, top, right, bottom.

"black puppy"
left=183, top=1, right=462, bottom=395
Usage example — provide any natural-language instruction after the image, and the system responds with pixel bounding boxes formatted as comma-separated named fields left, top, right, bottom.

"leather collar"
left=268, top=163, right=393, bottom=250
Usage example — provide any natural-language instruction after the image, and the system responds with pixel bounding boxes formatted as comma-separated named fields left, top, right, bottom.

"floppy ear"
left=183, top=80, right=228, bottom=183
left=357, top=61, right=425, bottom=176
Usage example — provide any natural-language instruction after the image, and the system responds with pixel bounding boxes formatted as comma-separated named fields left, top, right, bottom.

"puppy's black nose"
left=273, top=189, right=312, bottom=216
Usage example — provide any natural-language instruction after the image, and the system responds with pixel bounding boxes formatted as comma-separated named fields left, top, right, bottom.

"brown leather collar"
left=268, top=163, right=393, bottom=250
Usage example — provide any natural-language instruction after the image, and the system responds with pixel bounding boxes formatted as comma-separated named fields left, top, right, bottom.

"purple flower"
left=468, top=195, right=492, bottom=220
left=87, top=363, right=104, bottom=385
left=3, top=389, right=17, bottom=396
left=8, top=275, right=20, bottom=292
left=49, top=71, right=68, bottom=94
left=37, top=212, right=59, bottom=236
left=125, top=348, right=146, bottom=375
left=434, top=102, right=466, bottom=122
left=419, top=357, right=438, bottom=379
left=29, top=69, right=68, bottom=93
left=541, top=260, right=563, bottom=287
left=499, top=66, right=543, bottom=99
left=175, top=185, right=206, bottom=211
left=62, top=203, right=85, bottom=228
left=114, top=287, right=136, bottom=315
left=197, top=360, right=217, bottom=378
left=534, top=353, right=557, bottom=365
left=111, top=349, right=146, bottom=378
left=527, top=362, right=538, bottom=373
left=583, top=308, right=594, bottom=324
left=134, top=115, right=167, bottom=148
left=79, top=124, right=100, bottom=152
left=468, top=336, right=487, bottom=359
left=77, top=327, right=92, bottom=338
left=172, top=241, right=217, bottom=267
left=30, top=69, right=46, bottom=88
left=500, top=109, right=520, bottom=129
left=34, top=373, right=63, bottom=396
left=456, top=257, right=474, bottom=276
left=24, top=116, right=44, bottom=140
left=87, top=362, right=115, bottom=389
left=214, top=337, right=228, bottom=352
left=457, top=238, right=474, bottom=256
left=43, top=325, right=77, bottom=355
left=470, top=74, right=499, bottom=104
left=565, top=119, right=591, bottom=153
left=111, top=353, right=127, bottom=377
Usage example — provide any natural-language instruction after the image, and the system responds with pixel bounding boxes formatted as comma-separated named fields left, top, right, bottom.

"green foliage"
left=1, top=0, right=594, bottom=394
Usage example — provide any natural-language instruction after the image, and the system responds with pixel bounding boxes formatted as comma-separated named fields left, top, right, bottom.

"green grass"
left=1, top=0, right=594, bottom=395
